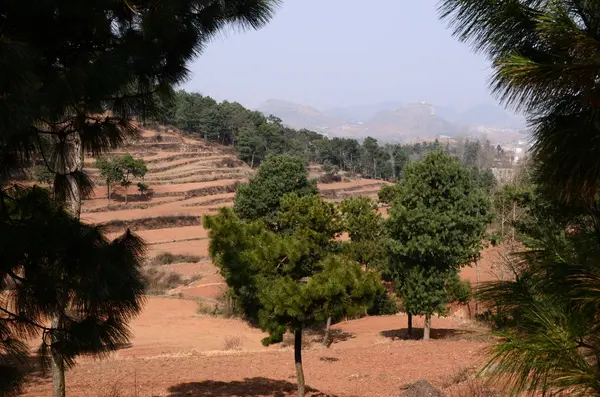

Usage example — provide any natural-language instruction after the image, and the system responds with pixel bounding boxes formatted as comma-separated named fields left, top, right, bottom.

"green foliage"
left=205, top=194, right=380, bottom=341
left=1, top=0, right=280, bottom=393
left=367, top=287, right=398, bottom=316
left=32, top=165, right=55, bottom=186
left=157, top=91, right=508, bottom=182
left=233, top=155, right=318, bottom=224
left=137, top=182, right=150, bottom=197
left=96, top=154, right=147, bottom=203
left=0, top=186, right=146, bottom=391
left=446, top=273, right=473, bottom=306
left=117, top=154, right=147, bottom=187
left=151, top=252, right=201, bottom=266
left=387, top=150, right=491, bottom=322
left=476, top=185, right=600, bottom=396
left=339, top=197, right=388, bottom=271
left=399, top=267, right=453, bottom=317
left=378, top=184, right=402, bottom=205
left=95, top=157, right=124, bottom=201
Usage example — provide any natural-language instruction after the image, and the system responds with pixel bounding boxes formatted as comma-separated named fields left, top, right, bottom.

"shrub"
left=378, top=184, right=401, bottom=204
left=318, top=173, right=342, bottom=184
left=151, top=252, right=202, bottom=266
left=143, top=268, right=199, bottom=295
left=367, top=288, right=398, bottom=316
left=223, top=336, right=243, bottom=351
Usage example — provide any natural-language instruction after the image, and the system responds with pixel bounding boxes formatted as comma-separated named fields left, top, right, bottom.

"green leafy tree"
left=95, top=157, right=124, bottom=205
left=0, top=186, right=146, bottom=396
left=116, top=154, right=147, bottom=205
left=233, top=155, right=318, bottom=224
left=387, top=150, right=491, bottom=340
left=340, top=197, right=387, bottom=271
left=439, top=0, right=600, bottom=203
left=137, top=182, right=150, bottom=198
left=205, top=194, right=379, bottom=397
left=378, top=184, right=402, bottom=205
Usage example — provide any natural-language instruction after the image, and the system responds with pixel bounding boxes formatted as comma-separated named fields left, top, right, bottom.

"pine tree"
left=233, top=155, right=318, bottom=224
left=1, top=0, right=281, bottom=217
left=2, top=2, right=280, bottom=394
left=0, top=186, right=146, bottom=396
left=205, top=194, right=380, bottom=397
left=339, top=196, right=388, bottom=271
left=387, top=150, right=491, bottom=340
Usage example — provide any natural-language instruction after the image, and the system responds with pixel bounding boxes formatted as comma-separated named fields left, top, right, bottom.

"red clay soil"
left=22, top=298, right=488, bottom=397
left=23, top=135, right=497, bottom=397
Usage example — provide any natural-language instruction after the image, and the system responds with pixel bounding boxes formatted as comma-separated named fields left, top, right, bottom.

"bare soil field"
left=21, top=129, right=501, bottom=396
left=23, top=298, right=489, bottom=397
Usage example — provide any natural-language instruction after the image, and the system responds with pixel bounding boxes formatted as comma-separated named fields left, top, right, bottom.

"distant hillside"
left=456, top=104, right=525, bottom=129
left=326, top=101, right=404, bottom=123
left=257, top=99, right=344, bottom=129
left=362, top=103, right=458, bottom=142
left=258, top=98, right=525, bottom=143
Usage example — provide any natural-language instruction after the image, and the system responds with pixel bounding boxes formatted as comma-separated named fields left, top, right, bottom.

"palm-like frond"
left=475, top=186, right=600, bottom=395
left=0, top=186, right=147, bottom=375
left=439, top=0, right=600, bottom=202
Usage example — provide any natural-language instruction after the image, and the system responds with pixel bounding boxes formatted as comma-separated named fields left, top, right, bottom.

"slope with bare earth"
left=20, top=128, right=501, bottom=397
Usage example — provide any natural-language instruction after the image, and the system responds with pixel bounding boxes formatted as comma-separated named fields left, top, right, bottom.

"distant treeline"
left=154, top=90, right=510, bottom=181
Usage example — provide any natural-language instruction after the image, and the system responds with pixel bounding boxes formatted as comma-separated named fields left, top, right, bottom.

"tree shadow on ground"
left=15, top=355, right=52, bottom=387
left=281, top=329, right=355, bottom=349
left=380, top=327, right=479, bottom=341
left=166, top=378, right=336, bottom=397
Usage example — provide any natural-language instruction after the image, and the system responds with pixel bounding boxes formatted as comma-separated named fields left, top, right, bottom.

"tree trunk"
left=423, top=315, right=431, bottom=341
left=322, top=315, right=332, bottom=347
left=512, top=201, right=516, bottom=241
left=51, top=316, right=66, bottom=397
left=63, top=133, right=84, bottom=218
left=407, top=313, right=413, bottom=338
left=475, top=257, right=480, bottom=316
left=124, top=186, right=128, bottom=205
left=294, top=329, right=306, bottom=397
left=251, top=153, right=255, bottom=169
left=107, top=182, right=111, bottom=207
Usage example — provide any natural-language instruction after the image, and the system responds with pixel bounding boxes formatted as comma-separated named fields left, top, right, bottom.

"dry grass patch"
left=223, top=336, right=244, bottom=351
left=144, top=267, right=202, bottom=295
left=151, top=252, right=202, bottom=266
left=100, top=215, right=202, bottom=233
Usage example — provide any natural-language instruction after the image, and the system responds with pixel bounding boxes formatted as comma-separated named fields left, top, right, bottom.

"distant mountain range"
left=257, top=99, right=527, bottom=143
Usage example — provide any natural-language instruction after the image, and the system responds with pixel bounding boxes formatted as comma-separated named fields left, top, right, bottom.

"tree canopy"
left=387, top=150, right=492, bottom=339
left=205, top=193, right=380, bottom=396
left=233, top=155, right=318, bottom=224
left=0, top=186, right=146, bottom=395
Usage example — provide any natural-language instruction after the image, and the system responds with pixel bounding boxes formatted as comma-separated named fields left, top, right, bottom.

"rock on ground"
left=400, top=380, right=446, bottom=397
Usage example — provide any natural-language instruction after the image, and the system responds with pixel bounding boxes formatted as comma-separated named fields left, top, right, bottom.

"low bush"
left=143, top=268, right=202, bottom=295
left=151, top=252, right=202, bottom=265
left=196, top=290, right=240, bottom=318
left=223, top=336, right=243, bottom=351
left=318, top=173, right=342, bottom=184
left=367, top=288, right=398, bottom=316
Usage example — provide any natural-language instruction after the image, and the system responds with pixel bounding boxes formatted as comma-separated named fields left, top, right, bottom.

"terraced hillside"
left=82, top=128, right=389, bottom=302
left=22, top=128, right=503, bottom=397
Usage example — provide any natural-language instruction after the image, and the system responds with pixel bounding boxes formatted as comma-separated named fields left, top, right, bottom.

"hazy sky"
left=184, top=0, right=496, bottom=111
